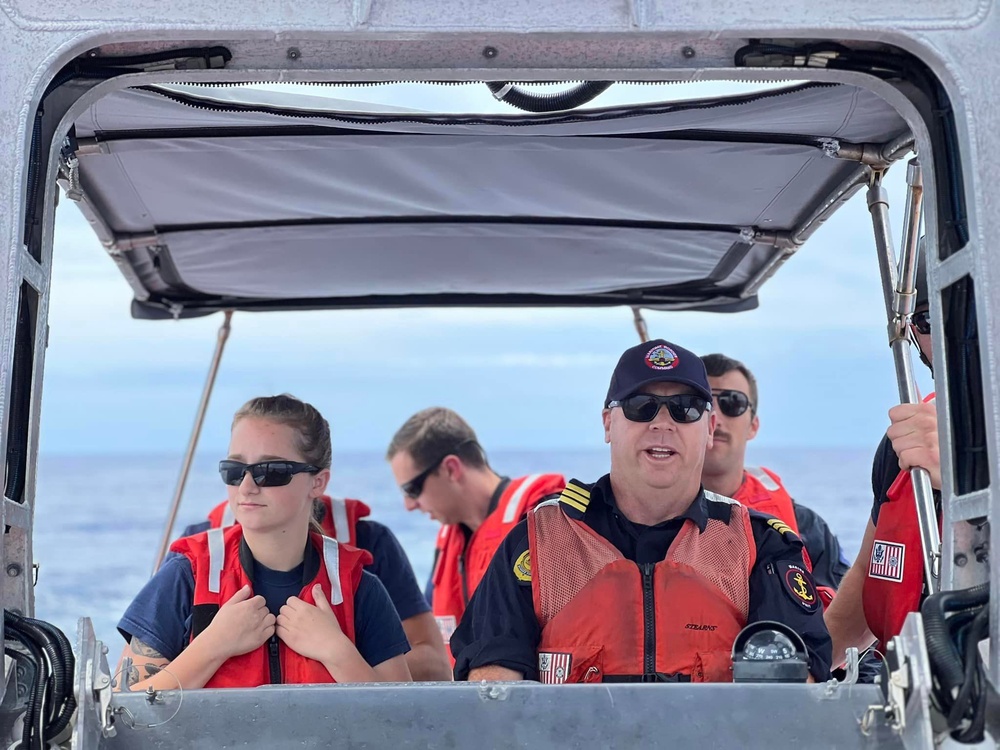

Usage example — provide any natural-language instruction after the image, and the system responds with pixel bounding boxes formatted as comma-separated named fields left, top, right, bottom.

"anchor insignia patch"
left=776, top=561, right=819, bottom=613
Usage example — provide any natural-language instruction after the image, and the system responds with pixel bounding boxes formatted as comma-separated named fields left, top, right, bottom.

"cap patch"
left=645, top=344, right=678, bottom=370
left=778, top=561, right=819, bottom=613
left=513, top=549, right=532, bottom=582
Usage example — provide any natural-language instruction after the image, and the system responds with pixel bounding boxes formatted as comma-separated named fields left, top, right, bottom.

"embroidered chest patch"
left=538, top=652, right=573, bottom=684
left=869, top=540, right=906, bottom=583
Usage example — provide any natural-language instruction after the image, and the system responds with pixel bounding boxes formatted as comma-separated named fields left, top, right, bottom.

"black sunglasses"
left=713, top=389, right=754, bottom=418
left=911, top=310, right=931, bottom=336
left=219, top=460, right=320, bottom=487
left=401, top=439, right=478, bottom=499
left=608, top=393, right=711, bottom=424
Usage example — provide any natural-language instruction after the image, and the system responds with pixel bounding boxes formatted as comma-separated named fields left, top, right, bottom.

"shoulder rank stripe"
left=559, top=492, right=588, bottom=513
left=767, top=518, right=795, bottom=537
left=562, top=483, right=591, bottom=505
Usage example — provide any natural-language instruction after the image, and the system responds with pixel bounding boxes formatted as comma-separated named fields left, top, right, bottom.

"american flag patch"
left=869, top=540, right=905, bottom=582
left=538, top=652, right=572, bottom=684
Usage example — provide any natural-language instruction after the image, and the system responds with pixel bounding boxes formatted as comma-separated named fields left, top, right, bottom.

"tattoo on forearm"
left=130, top=638, right=165, bottom=659
left=143, top=664, right=161, bottom=678
left=125, top=665, right=139, bottom=687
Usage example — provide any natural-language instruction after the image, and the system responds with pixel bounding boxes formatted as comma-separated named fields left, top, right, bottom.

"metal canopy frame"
left=2, top=3, right=999, bottom=749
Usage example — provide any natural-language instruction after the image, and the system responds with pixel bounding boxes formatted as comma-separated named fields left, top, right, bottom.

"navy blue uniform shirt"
left=181, top=517, right=430, bottom=622
left=870, top=434, right=941, bottom=526
left=870, top=434, right=899, bottom=525
left=793, top=502, right=850, bottom=590
left=119, top=548, right=410, bottom=670
left=451, top=475, right=832, bottom=682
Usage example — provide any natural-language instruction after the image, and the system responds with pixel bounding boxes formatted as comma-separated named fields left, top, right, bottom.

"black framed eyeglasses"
left=712, top=389, right=754, bottom=418
left=219, top=460, right=320, bottom=487
left=911, top=309, right=931, bottom=336
left=607, top=393, right=711, bottom=424
left=400, top=439, right=478, bottom=499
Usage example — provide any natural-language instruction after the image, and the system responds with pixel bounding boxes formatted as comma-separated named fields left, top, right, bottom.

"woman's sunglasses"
left=712, top=389, right=754, bottom=418
left=608, top=393, right=711, bottom=424
left=219, top=460, right=320, bottom=487
left=911, top=310, right=931, bottom=335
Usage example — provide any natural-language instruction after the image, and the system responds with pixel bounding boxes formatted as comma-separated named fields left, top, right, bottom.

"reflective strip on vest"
left=322, top=536, right=344, bottom=605
left=503, top=474, right=542, bottom=523
left=330, top=497, right=350, bottom=544
left=748, top=466, right=780, bottom=492
left=222, top=504, right=235, bottom=527
left=207, top=527, right=225, bottom=594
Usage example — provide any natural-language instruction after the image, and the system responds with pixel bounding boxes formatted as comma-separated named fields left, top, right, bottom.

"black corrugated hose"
left=485, top=82, right=613, bottom=112
left=3, top=610, right=76, bottom=750
left=920, top=583, right=989, bottom=743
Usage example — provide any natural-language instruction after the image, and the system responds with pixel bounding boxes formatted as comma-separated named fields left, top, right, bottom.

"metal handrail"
left=866, top=160, right=940, bottom=595
left=150, top=310, right=233, bottom=574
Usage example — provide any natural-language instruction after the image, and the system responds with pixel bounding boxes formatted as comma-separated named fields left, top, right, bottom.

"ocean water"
left=32, top=447, right=876, bottom=649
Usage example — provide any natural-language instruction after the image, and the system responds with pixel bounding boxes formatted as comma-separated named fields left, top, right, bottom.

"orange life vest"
left=207, top=495, right=371, bottom=545
left=733, top=467, right=798, bottom=533
left=170, top=525, right=371, bottom=687
left=432, top=473, right=566, bottom=656
left=862, top=469, right=937, bottom=647
left=733, top=467, right=835, bottom=609
left=861, top=393, right=937, bottom=647
left=527, top=485, right=756, bottom=683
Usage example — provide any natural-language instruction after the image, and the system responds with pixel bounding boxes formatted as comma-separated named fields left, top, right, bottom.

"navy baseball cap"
left=605, top=339, right=712, bottom=407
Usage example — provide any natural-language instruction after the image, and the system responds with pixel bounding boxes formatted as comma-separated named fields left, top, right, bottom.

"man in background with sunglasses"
left=700, top=353, right=848, bottom=603
left=386, top=408, right=565, bottom=664
left=826, top=249, right=942, bottom=672
left=450, top=339, right=831, bottom=683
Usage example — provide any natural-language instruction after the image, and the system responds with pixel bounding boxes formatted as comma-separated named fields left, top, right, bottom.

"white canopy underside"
left=66, top=82, right=911, bottom=318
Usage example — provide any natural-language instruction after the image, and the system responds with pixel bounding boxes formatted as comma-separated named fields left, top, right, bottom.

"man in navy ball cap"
left=450, top=337, right=832, bottom=684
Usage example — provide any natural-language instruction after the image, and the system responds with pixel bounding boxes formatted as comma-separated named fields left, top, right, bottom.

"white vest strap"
left=330, top=497, right=351, bottom=543
left=503, top=474, right=543, bottom=524
left=321, top=536, right=344, bottom=605
left=207, top=527, right=225, bottom=594
left=748, top=466, right=780, bottom=492
left=221, top=504, right=236, bottom=527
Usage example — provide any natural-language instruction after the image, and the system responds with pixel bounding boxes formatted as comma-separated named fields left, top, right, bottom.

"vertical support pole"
left=866, top=162, right=941, bottom=595
left=151, top=310, right=233, bottom=574
left=631, top=306, right=649, bottom=343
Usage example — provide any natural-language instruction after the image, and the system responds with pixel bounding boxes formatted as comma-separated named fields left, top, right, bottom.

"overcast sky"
left=37, top=82, right=931, bottom=457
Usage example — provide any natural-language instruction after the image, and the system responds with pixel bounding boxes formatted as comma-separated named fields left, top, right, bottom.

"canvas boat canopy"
left=62, top=81, right=912, bottom=319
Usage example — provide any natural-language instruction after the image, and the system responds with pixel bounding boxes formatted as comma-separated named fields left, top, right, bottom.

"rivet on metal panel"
left=287, top=47, right=301, bottom=61
left=478, top=681, right=509, bottom=701
left=955, top=553, right=968, bottom=567
left=682, top=46, right=696, bottom=59
left=482, top=46, right=498, bottom=59
left=5, top=564, right=20, bottom=577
